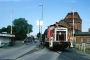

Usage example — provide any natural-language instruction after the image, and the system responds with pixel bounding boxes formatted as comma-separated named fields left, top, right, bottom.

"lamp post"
left=39, top=20, right=40, bottom=40
left=39, top=4, right=43, bottom=41
left=37, top=20, right=41, bottom=40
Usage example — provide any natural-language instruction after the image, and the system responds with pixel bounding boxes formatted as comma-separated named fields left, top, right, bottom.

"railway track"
left=16, top=47, right=90, bottom=60
left=56, top=51, right=74, bottom=60
left=56, top=49, right=90, bottom=60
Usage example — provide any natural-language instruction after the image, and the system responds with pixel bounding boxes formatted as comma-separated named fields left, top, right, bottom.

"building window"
left=87, top=38, right=90, bottom=43
left=81, top=38, right=83, bottom=43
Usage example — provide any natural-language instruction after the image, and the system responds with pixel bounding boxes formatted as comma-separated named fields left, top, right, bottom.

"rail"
left=75, top=43, right=90, bottom=52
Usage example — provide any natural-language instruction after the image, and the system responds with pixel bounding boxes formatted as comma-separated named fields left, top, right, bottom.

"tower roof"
left=64, top=12, right=81, bottom=20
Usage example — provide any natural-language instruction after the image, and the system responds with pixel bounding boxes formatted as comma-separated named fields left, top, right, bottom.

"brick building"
left=58, top=12, right=90, bottom=44
left=59, top=12, right=82, bottom=34
left=74, top=32, right=90, bottom=44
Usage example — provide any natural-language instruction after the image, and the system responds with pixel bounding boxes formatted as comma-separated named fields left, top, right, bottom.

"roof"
left=49, top=23, right=65, bottom=27
left=0, top=34, right=15, bottom=37
left=64, top=12, right=82, bottom=20
left=60, top=19, right=71, bottom=27
left=74, top=32, right=90, bottom=36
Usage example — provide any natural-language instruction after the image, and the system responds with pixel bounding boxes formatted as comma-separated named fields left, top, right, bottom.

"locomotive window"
left=49, top=26, right=54, bottom=30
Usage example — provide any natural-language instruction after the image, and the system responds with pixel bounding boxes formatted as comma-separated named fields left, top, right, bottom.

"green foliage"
left=0, top=26, right=13, bottom=34
left=37, top=32, right=41, bottom=39
left=75, top=47, right=90, bottom=54
left=13, top=18, right=33, bottom=40
left=7, top=25, right=11, bottom=34
left=0, top=27, right=7, bottom=33
left=0, top=18, right=33, bottom=40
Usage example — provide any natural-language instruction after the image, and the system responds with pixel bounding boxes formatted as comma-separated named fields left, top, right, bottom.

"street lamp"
left=39, top=4, right=43, bottom=41
left=37, top=20, right=41, bottom=40
left=39, top=4, right=43, bottom=22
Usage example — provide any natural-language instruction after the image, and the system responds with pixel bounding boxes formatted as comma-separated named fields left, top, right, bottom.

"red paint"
left=47, top=27, right=54, bottom=40
left=50, top=29, right=54, bottom=37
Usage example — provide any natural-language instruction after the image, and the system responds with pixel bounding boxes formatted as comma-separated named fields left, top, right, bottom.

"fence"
left=75, top=43, right=90, bottom=52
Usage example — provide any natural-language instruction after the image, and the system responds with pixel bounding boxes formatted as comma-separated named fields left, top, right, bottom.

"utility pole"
left=39, top=20, right=40, bottom=40
left=11, top=10, right=13, bottom=34
left=39, top=4, right=43, bottom=41
left=36, top=20, right=41, bottom=40
left=73, top=7, right=75, bottom=47
left=73, top=8, right=74, bottom=39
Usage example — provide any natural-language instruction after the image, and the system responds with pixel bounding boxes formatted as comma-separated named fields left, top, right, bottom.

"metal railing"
left=75, top=43, right=90, bottom=52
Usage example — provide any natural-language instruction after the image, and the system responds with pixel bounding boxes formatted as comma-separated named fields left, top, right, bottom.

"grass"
left=85, top=48, right=90, bottom=54
left=75, top=47, right=90, bottom=54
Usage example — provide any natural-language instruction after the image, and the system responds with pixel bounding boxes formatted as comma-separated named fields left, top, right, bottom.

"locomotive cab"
left=44, top=23, right=71, bottom=50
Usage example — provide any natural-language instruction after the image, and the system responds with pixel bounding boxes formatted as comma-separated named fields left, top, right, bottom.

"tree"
left=0, top=18, right=33, bottom=40
left=13, top=18, right=33, bottom=40
left=0, top=27, right=7, bottom=33
left=0, top=29, right=1, bottom=33
left=37, top=32, right=41, bottom=39
left=7, top=25, right=11, bottom=34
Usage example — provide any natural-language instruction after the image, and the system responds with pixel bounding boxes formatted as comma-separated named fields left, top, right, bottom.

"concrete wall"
left=0, top=37, right=11, bottom=43
left=0, top=37, right=11, bottom=47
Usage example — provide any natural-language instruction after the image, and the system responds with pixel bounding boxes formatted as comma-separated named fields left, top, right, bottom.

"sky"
left=0, top=0, right=90, bottom=35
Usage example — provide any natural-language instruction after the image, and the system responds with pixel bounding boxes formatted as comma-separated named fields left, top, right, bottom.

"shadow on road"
left=45, top=46, right=72, bottom=52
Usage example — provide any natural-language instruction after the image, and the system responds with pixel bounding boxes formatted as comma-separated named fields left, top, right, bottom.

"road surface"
left=17, top=47, right=90, bottom=60
left=17, top=47, right=60, bottom=60
left=0, top=42, right=37, bottom=60
left=0, top=42, right=90, bottom=60
left=57, top=48, right=90, bottom=60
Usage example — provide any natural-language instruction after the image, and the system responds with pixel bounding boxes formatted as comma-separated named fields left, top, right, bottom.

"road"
left=17, top=47, right=60, bottom=60
left=0, top=42, right=37, bottom=60
left=57, top=48, right=90, bottom=60
left=0, top=42, right=90, bottom=60
left=17, top=47, right=90, bottom=60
